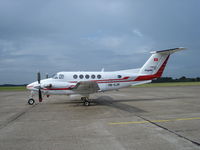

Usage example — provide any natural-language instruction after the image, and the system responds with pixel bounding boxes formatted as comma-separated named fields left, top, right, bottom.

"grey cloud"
left=0, top=0, right=199, bottom=84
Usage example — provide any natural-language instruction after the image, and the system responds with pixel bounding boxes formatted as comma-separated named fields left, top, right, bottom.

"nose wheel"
left=28, top=98, right=35, bottom=105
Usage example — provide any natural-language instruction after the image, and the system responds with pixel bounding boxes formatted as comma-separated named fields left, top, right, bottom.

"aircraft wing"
left=72, top=81, right=100, bottom=94
left=132, top=80, right=152, bottom=86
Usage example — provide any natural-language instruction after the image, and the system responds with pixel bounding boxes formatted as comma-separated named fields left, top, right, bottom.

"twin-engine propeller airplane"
left=26, top=47, right=185, bottom=106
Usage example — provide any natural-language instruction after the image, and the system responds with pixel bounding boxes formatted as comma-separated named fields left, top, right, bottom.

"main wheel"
left=84, top=101, right=90, bottom=106
left=28, top=98, right=35, bottom=105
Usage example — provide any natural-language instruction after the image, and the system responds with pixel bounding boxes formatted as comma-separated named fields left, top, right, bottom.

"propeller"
left=37, top=72, right=41, bottom=84
left=37, top=72, right=43, bottom=102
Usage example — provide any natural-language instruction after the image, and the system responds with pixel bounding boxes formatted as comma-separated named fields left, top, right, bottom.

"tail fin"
left=139, top=47, right=186, bottom=78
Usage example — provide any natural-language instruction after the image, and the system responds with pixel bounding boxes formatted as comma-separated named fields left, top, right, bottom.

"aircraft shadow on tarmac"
left=50, top=96, right=147, bottom=113
left=48, top=95, right=193, bottom=113
left=94, top=96, right=146, bottom=113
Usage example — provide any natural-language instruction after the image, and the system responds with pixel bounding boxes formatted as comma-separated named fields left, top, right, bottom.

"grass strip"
left=134, top=82, right=200, bottom=87
left=0, top=86, right=26, bottom=91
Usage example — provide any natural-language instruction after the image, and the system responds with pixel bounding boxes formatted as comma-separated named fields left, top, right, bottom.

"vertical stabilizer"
left=139, top=47, right=185, bottom=77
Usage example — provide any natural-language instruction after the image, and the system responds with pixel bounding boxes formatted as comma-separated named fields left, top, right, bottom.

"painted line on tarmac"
left=109, top=117, right=200, bottom=125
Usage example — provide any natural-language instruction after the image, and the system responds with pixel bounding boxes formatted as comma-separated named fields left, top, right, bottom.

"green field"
left=134, top=82, right=200, bottom=87
left=0, top=86, right=26, bottom=91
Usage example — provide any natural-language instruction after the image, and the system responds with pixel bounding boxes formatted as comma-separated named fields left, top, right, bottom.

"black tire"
left=84, top=101, right=90, bottom=106
left=28, top=98, right=35, bottom=105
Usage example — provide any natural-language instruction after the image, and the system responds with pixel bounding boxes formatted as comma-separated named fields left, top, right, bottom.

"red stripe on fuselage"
left=43, top=88, right=71, bottom=90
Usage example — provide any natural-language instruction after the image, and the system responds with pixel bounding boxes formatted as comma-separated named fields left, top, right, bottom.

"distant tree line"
left=0, top=76, right=200, bottom=86
left=152, top=76, right=200, bottom=83
left=0, top=84, right=27, bottom=87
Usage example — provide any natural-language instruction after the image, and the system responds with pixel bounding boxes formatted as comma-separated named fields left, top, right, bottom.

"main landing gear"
left=81, top=97, right=91, bottom=106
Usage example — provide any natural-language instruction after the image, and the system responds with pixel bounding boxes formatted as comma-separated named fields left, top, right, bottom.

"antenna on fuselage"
left=101, top=68, right=104, bottom=72
left=46, top=73, right=49, bottom=79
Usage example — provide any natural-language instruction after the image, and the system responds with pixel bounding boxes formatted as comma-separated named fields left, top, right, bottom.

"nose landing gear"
left=28, top=91, right=36, bottom=105
left=28, top=98, right=35, bottom=105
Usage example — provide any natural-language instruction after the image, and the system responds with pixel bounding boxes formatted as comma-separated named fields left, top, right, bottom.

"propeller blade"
left=38, top=88, right=42, bottom=102
left=37, top=72, right=42, bottom=102
left=37, top=72, right=41, bottom=84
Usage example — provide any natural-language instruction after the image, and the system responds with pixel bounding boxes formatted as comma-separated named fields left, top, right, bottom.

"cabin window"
left=85, top=74, right=89, bottom=79
left=97, top=74, right=101, bottom=79
left=118, top=75, right=122, bottom=78
left=79, top=74, right=84, bottom=79
left=73, top=74, right=78, bottom=79
left=91, top=74, right=95, bottom=79
left=59, top=74, right=64, bottom=79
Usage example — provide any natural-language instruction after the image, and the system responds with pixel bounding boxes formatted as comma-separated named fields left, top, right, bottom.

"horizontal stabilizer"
left=151, top=47, right=186, bottom=54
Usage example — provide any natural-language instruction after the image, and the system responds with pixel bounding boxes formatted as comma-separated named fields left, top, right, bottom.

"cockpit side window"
left=52, top=74, right=58, bottom=79
left=59, top=74, right=64, bottom=79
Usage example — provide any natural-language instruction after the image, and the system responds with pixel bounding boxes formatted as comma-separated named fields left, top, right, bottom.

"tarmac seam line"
left=109, top=116, right=200, bottom=147
left=0, top=104, right=37, bottom=130
left=137, top=115, right=200, bottom=147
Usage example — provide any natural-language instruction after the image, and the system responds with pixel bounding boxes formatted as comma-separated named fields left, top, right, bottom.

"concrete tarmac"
left=0, top=86, right=200, bottom=150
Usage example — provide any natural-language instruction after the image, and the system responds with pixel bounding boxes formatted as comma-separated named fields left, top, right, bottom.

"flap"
left=72, top=81, right=100, bottom=94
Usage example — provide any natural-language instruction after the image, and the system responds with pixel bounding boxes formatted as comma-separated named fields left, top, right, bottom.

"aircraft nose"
left=26, top=83, right=34, bottom=90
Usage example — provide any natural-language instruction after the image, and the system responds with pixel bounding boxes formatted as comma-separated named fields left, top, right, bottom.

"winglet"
left=150, top=47, right=186, bottom=54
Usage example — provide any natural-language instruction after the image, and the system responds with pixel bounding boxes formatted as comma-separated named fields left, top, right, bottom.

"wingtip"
left=178, top=47, right=187, bottom=50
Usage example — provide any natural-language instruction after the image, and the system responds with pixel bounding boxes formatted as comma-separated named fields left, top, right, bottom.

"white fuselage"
left=27, top=70, right=142, bottom=96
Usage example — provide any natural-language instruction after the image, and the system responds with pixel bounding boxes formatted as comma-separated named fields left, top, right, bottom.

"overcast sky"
left=0, top=0, right=199, bottom=84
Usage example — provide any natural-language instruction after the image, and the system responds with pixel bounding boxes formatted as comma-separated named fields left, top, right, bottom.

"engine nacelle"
left=41, top=82, right=73, bottom=89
